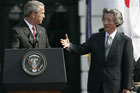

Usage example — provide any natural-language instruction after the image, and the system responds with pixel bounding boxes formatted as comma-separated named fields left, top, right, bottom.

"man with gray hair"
left=60, top=8, right=134, bottom=93
left=8, top=0, right=50, bottom=48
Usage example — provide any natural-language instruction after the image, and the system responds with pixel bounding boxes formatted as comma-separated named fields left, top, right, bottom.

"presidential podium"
left=2, top=48, right=67, bottom=93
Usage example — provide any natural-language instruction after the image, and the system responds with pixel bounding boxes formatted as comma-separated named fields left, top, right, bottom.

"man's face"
left=103, top=13, right=117, bottom=34
left=34, top=6, right=45, bottom=25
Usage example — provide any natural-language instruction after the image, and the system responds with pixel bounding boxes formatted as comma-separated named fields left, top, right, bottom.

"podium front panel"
left=3, top=48, right=67, bottom=90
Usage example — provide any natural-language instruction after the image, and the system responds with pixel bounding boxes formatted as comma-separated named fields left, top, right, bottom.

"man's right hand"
left=60, top=34, right=70, bottom=48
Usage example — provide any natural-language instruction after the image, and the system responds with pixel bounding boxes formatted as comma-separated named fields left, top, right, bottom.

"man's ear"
left=31, top=12, right=36, bottom=18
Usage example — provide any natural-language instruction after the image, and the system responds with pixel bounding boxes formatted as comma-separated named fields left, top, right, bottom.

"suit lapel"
left=22, top=21, right=34, bottom=45
left=23, top=26, right=31, bottom=37
left=107, top=32, right=121, bottom=61
left=21, top=21, right=32, bottom=37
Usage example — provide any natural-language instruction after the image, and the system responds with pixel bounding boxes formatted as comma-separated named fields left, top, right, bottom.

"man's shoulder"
left=36, top=25, right=46, bottom=31
left=12, top=20, right=27, bottom=30
left=119, top=32, right=131, bottom=39
left=91, top=31, right=105, bottom=37
left=117, top=32, right=132, bottom=42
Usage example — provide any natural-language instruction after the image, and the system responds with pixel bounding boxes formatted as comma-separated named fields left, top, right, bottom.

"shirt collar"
left=24, top=18, right=34, bottom=31
left=105, top=29, right=117, bottom=40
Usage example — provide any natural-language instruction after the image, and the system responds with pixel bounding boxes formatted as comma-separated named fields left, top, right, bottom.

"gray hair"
left=24, top=0, right=45, bottom=17
left=102, top=8, right=123, bottom=27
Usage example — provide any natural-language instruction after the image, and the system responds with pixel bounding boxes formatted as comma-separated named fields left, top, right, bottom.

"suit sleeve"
left=8, top=28, right=20, bottom=48
left=123, top=37, right=134, bottom=90
left=67, top=36, right=93, bottom=55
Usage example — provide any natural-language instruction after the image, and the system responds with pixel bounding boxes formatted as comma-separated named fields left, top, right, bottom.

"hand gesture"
left=60, top=34, right=70, bottom=48
left=123, top=89, right=130, bottom=93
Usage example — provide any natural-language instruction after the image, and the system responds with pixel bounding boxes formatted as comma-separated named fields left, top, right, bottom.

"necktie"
left=32, top=26, right=39, bottom=48
left=32, top=26, right=36, bottom=39
left=105, top=35, right=111, bottom=60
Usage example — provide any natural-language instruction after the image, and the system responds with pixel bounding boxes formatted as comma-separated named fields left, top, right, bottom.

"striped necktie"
left=105, top=35, right=111, bottom=60
left=32, top=26, right=36, bottom=39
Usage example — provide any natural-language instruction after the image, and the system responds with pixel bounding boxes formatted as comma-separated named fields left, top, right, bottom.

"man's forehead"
left=104, top=13, right=114, bottom=17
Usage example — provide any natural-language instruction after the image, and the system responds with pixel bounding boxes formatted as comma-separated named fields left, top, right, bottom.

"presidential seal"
left=22, top=51, right=47, bottom=76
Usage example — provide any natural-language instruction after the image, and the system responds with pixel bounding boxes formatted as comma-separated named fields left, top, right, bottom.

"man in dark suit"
left=8, top=0, right=50, bottom=48
left=60, top=8, right=133, bottom=93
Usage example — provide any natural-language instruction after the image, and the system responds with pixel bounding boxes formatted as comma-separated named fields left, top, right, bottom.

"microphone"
left=35, top=32, right=39, bottom=43
left=28, top=33, right=36, bottom=48
left=35, top=31, right=40, bottom=48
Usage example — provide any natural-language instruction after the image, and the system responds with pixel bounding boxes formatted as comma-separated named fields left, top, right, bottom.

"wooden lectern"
left=2, top=48, right=67, bottom=93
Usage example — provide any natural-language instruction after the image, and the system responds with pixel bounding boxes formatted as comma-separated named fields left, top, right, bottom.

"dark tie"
left=105, top=35, right=111, bottom=60
left=32, top=26, right=36, bottom=39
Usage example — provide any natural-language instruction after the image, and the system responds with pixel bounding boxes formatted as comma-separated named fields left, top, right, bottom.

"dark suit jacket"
left=8, top=20, right=50, bottom=48
left=68, top=31, right=133, bottom=93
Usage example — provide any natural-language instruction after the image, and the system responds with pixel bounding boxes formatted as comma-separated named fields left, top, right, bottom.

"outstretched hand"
left=60, top=34, right=70, bottom=48
left=122, top=89, right=130, bottom=93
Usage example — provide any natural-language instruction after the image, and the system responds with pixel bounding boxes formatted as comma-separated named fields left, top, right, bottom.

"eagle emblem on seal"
left=22, top=51, right=47, bottom=76
left=27, top=55, right=41, bottom=73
